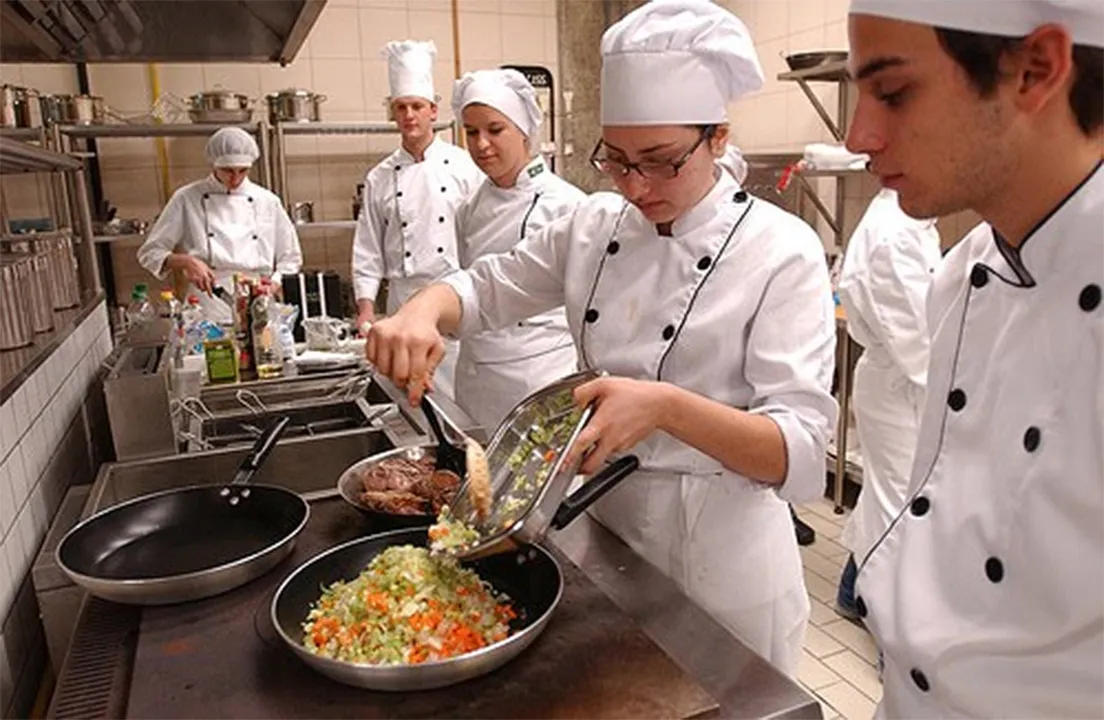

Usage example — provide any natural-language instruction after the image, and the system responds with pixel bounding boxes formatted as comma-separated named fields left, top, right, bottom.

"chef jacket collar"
left=991, top=159, right=1102, bottom=287
left=648, top=167, right=739, bottom=238
left=512, top=156, right=549, bottom=191
left=202, top=174, right=254, bottom=196
left=395, top=134, right=444, bottom=166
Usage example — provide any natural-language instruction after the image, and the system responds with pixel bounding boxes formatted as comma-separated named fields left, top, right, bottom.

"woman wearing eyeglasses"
left=366, top=0, right=837, bottom=675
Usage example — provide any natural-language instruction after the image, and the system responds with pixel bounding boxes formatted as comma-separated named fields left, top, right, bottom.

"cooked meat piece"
left=415, top=469, right=460, bottom=514
left=359, top=489, right=429, bottom=516
left=359, top=455, right=436, bottom=493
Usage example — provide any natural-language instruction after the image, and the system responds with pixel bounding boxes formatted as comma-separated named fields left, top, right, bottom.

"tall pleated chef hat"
left=382, top=40, right=437, bottom=101
left=600, top=0, right=764, bottom=126
left=452, top=69, right=543, bottom=139
left=205, top=127, right=259, bottom=168
left=849, top=0, right=1104, bottom=48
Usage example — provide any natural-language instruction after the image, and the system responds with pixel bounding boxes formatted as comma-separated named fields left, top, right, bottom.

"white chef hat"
left=205, top=127, right=259, bottom=168
left=600, top=0, right=764, bottom=126
left=383, top=40, right=437, bottom=102
left=849, top=0, right=1104, bottom=48
left=452, top=69, right=543, bottom=139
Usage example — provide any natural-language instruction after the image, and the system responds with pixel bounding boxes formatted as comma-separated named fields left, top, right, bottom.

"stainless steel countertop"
left=0, top=290, right=105, bottom=404
left=553, top=517, right=821, bottom=719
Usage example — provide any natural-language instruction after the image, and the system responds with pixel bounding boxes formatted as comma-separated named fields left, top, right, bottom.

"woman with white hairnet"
left=137, top=126, right=302, bottom=323
left=449, top=69, right=584, bottom=431
left=366, top=0, right=836, bottom=674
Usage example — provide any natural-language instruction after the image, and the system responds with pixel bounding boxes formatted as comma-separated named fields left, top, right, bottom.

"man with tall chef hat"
left=137, top=126, right=302, bottom=325
left=833, top=188, right=942, bottom=621
left=450, top=68, right=583, bottom=431
left=845, top=0, right=1103, bottom=715
left=365, top=0, right=838, bottom=676
left=352, top=39, right=482, bottom=400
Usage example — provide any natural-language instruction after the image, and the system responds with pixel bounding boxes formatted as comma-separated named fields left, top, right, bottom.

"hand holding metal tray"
left=439, top=368, right=640, bottom=560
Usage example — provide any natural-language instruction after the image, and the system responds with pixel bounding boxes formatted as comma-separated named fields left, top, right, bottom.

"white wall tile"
left=501, top=14, right=547, bottom=65
left=6, top=514, right=27, bottom=581
left=311, top=6, right=364, bottom=60
left=406, top=9, right=454, bottom=59
left=361, top=8, right=412, bottom=60
left=0, top=462, right=14, bottom=539
left=789, top=0, right=826, bottom=34
left=17, top=507, right=36, bottom=574
left=0, top=402, right=10, bottom=463
left=29, top=483, right=47, bottom=541
left=8, top=446, right=28, bottom=510
left=459, top=11, right=503, bottom=64
left=0, top=548, right=13, bottom=620
left=758, top=0, right=791, bottom=41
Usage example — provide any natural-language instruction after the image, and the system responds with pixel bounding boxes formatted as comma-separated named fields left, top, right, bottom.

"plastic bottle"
left=124, top=285, right=156, bottom=330
left=251, top=280, right=283, bottom=379
left=181, top=295, right=204, bottom=354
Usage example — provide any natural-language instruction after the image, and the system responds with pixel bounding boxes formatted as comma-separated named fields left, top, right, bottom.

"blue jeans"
left=836, top=554, right=859, bottom=615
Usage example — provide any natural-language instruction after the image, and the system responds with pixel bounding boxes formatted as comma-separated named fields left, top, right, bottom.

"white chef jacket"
left=137, top=176, right=302, bottom=324
left=352, top=136, right=482, bottom=311
left=443, top=170, right=838, bottom=673
left=452, top=157, right=583, bottom=432
left=857, top=162, right=1104, bottom=718
left=838, top=188, right=943, bottom=561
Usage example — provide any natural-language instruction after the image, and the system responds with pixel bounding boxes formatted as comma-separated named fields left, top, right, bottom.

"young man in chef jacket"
left=834, top=188, right=942, bottom=620
left=352, top=40, right=482, bottom=399
left=845, top=0, right=1103, bottom=716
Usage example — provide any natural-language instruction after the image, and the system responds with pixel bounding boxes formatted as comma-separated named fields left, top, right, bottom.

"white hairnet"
left=452, top=69, right=543, bottom=139
left=850, top=0, right=1103, bottom=47
left=600, top=0, right=764, bottom=125
left=205, top=127, right=259, bottom=168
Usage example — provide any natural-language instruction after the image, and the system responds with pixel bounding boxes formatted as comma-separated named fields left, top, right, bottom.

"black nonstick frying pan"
left=57, top=416, right=310, bottom=606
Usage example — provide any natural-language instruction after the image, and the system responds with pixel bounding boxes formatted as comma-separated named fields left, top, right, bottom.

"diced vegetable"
left=301, top=545, right=513, bottom=665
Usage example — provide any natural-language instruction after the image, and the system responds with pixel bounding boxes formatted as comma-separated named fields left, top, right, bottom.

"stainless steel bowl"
left=785, top=50, right=848, bottom=71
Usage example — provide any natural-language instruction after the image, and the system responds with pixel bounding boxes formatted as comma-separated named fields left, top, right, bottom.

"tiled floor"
left=795, top=498, right=881, bottom=720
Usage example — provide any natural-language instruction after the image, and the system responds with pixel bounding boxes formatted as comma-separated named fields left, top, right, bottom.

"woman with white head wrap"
left=137, top=126, right=302, bottom=324
left=366, top=0, right=836, bottom=675
left=448, top=68, right=583, bottom=431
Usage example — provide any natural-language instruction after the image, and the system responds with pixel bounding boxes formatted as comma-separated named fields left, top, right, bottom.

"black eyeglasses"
left=590, top=126, right=715, bottom=181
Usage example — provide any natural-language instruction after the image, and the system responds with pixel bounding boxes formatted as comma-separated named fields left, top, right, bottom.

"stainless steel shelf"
left=778, top=59, right=849, bottom=83
left=277, top=120, right=453, bottom=136
left=0, top=137, right=83, bottom=174
left=59, top=122, right=265, bottom=139
left=93, top=233, right=146, bottom=244
left=293, top=220, right=357, bottom=231
left=0, top=127, right=46, bottom=140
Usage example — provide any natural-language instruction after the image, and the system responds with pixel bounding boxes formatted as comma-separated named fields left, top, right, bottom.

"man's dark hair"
left=935, top=28, right=1103, bottom=135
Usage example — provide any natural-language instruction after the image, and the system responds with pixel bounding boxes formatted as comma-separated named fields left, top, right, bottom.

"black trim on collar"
left=991, top=159, right=1102, bottom=287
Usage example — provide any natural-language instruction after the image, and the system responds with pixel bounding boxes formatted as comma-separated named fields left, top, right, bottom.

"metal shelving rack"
left=270, top=120, right=457, bottom=233
left=0, top=137, right=100, bottom=295
left=57, top=121, right=272, bottom=188
left=777, top=56, right=863, bottom=512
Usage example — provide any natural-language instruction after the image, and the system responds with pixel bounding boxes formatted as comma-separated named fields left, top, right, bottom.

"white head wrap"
left=600, top=0, right=764, bottom=125
left=205, top=127, right=259, bottom=168
left=849, top=0, right=1103, bottom=47
left=452, top=69, right=543, bottom=139
left=383, top=40, right=437, bottom=101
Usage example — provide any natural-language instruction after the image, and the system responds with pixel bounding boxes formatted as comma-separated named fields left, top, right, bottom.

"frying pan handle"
left=551, top=455, right=639, bottom=530
left=232, top=416, right=290, bottom=484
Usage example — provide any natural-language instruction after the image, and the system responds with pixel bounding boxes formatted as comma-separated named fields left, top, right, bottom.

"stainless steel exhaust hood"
left=0, top=0, right=326, bottom=64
